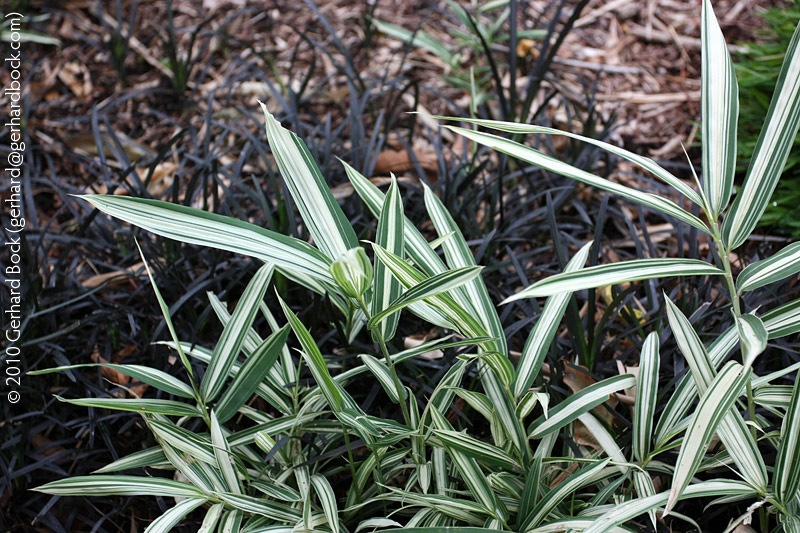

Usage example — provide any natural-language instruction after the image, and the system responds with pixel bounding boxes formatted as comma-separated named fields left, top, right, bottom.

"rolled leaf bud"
left=330, top=247, right=373, bottom=299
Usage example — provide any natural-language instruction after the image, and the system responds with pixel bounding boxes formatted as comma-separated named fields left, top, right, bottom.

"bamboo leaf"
left=359, top=354, right=405, bottom=403
left=433, top=116, right=703, bottom=206
left=145, top=498, right=207, bottom=533
left=737, top=241, right=800, bottom=293
left=209, top=411, right=241, bottom=494
left=372, top=176, right=405, bottom=341
left=445, top=126, right=709, bottom=232
left=55, top=396, right=201, bottom=418
left=311, top=474, right=340, bottom=533
left=513, top=242, right=592, bottom=398
left=700, top=0, right=738, bottom=217
left=774, top=368, right=800, bottom=505
left=260, top=103, right=358, bottom=260
left=633, top=332, right=660, bottom=462
left=81, top=195, right=332, bottom=287
left=665, top=361, right=750, bottom=515
left=214, top=325, right=290, bottom=424
left=722, top=21, right=800, bottom=249
left=735, top=313, right=768, bottom=371
left=433, top=429, right=518, bottom=471
left=34, top=475, right=206, bottom=498
left=201, top=264, right=274, bottom=402
left=507, top=258, right=723, bottom=300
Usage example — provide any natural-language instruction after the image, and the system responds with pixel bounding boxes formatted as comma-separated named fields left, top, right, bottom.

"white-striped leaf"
left=30, top=363, right=195, bottom=400
left=216, top=492, right=301, bottom=522
left=34, top=475, right=205, bottom=498
left=201, top=264, right=274, bottom=402
left=55, top=396, right=201, bottom=418
left=198, top=503, right=225, bottom=533
left=219, top=510, right=243, bottom=533
left=763, top=297, right=800, bottom=339
left=445, top=126, right=709, bottom=233
left=700, top=0, right=738, bottom=217
left=209, top=411, right=241, bottom=494
left=633, top=332, right=660, bottom=462
left=737, top=241, right=800, bottom=293
left=774, top=369, right=800, bottom=505
left=214, top=325, right=290, bottom=424
left=433, top=116, right=703, bottom=206
left=311, top=474, right=340, bottom=533
left=260, top=103, right=358, bottom=260
left=735, top=313, right=768, bottom=371
left=145, top=497, right=206, bottom=533
left=528, top=375, right=635, bottom=439
left=633, top=471, right=658, bottom=530
left=513, top=242, right=592, bottom=398
left=149, top=419, right=216, bottom=465
left=81, top=195, right=332, bottom=286
left=367, top=265, right=485, bottom=330
left=722, top=22, right=800, bottom=249
left=433, top=429, right=518, bottom=471
left=577, top=413, right=627, bottom=472
left=506, top=258, right=723, bottom=300
left=665, top=361, right=750, bottom=515
left=358, top=354, right=405, bottom=403
left=582, top=480, right=756, bottom=533
left=372, top=176, right=405, bottom=340
left=94, top=447, right=167, bottom=473
left=423, top=183, right=506, bottom=354
left=522, top=458, right=611, bottom=529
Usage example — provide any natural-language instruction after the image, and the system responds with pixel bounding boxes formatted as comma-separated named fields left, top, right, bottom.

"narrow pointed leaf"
left=145, top=498, right=207, bottom=533
left=209, top=411, right=241, bottom=494
left=198, top=503, right=225, bottom=533
left=737, top=241, right=800, bottom=293
left=513, top=242, right=592, bottom=398
left=34, top=475, right=205, bottom=498
left=700, top=0, right=738, bottom=217
left=81, top=195, right=331, bottom=286
left=94, top=447, right=167, bottom=473
left=774, top=369, right=800, bottom=505
left=508, top=258, right=722, bottom=300
left=433, top=429, right=518, bottom=471
left=260, top=103, right=358, bottom=260
left=722, top=22, right=800, bottom=249
left=446, top=126, right=709, bottom=232
left=214, top=325, right=290, bottom=423
left=311, top=474, right=340, bottom=533
left=201, top=264, right=274, bottom=402
left=372, top=176, right=405, bottom=340
left=434, top=116, right=702, bottom=206
left=55, top=396, right=201, bottom=417
left=665, top=361, right=749, bottom=514
left=359, top=354, right=404, bottom=403
left=633, top=332, right=660, bottom=462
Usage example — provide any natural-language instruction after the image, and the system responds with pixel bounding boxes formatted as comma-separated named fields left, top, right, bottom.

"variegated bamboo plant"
left=33, top=1, right=800, bottom=531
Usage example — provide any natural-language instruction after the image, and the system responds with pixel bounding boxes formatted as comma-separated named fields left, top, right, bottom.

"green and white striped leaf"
left=722, top=22, right=800, bottom=249
left=375, top=529, right=505, bottom=533
left=94, top=447, right=167, bottom=473
left=358, top=354, right=405, bottom=403
left=55, top=396, right=201, bottom=418
left=198, top=503, right=225, bottom=533
left=149, top=419, right=216, bottom=465
left=219, top=510, right=243, bottom=533
left=209, top=411, right=241, bottom=494
left=763, top=297, right=800, bottom=339
left=506, top=258, right=723, bottom=300
left=633, top=332, right=660, bottom=462
left=445, top=126, right=709, bottom=232
left=528, top=374, right=635, bottom=439
left=214, top=325, right=290, bottom=424
left=311, top=474, right=340, bottom=533
left=700, top=0, right=738, bottom=217
left=433, top=429, right=518, bottom=471
left=582, top=480, right=756, bottom=533
left=372, top=176, right=405, bottom=341
left=216, top=492, right=301, bottom=522
left=665, top=361, right=750, bottom=515
left=423, top=183, right=506, bottom=354
left=30, top=363, right=195, bottom=400
left=773, top=368, right=800, bottom=505
left=523, top=458, right=611, bottom=529
left=201, top=264, right=274, bottom=403
left=145, top=498, right=207, bottom=533
left=367, top=265, right=484, bottom=330
left=260, top=103, right=358, bottom=260
left=737, top=241, right=800, bottom=293
left=433, top=117, right=702, bottom=206
left=633, top=471, right=658, bottom=530
left=81, top=195, right=332, bottom=287
left=34, top=475, right=206, bottom=498
left=578, top=413, right=627, bottom=471
left=735, top=313, right=768, bottom=371
left=513, top=242, right=592, bottom=398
